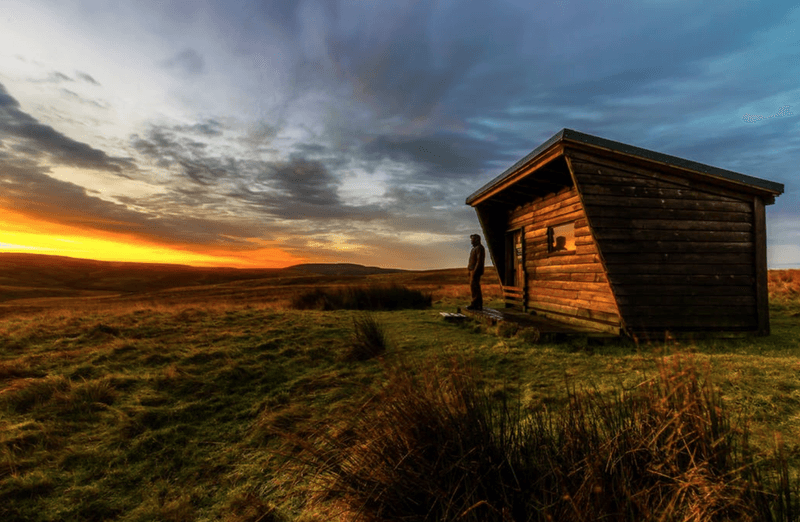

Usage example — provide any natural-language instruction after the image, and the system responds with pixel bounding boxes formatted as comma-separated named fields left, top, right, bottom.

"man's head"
left=470, top=234, right=481, bottom=246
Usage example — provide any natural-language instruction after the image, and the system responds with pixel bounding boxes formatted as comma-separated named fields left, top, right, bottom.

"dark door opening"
left=504, top=229, right=523, bottom=287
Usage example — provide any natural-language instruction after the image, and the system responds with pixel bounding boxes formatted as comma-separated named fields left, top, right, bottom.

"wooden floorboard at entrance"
left=458, top=307, right=616, bottom=336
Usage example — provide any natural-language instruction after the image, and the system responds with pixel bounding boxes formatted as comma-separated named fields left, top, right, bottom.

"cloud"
left=228, top=156, right=389, bottom=222
left=59, top=88, right=108, bottom=110
left=361, top=130, right=512, bottom=178
left=0, top=82, right=131, bottom=172
left=130, top=124, right=388, bottom=222
left=270, top=156, right=340, bottom=206
left=43, top=71, right=73, bottom=83
left=75, top=71, right=100, bottom=85
left=173, top=119, right=224, bottom=137
left=0, top=83, right=271, bottom=251
left=0, top=155, right=267, bottom=249
left=131, top=126, right=223, bottom=183
left=161, top=48, right=206, bottom=75
left=325, top=1, right=526, bottom=122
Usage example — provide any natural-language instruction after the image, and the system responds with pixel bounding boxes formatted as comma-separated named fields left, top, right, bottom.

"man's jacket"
left=468, top=244, right=485, bottom=277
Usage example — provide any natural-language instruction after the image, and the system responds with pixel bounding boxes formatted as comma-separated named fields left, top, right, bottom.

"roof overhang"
left=467, top=128, right=785, bottom=207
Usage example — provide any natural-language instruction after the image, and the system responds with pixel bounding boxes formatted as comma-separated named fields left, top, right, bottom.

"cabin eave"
left=466, top=128, right=785, bottom=208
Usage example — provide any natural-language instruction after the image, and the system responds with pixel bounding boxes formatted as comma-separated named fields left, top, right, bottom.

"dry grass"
left=279, top=355, right=796, bottom=522
left=346, top=314, right=389, bottom=362
left=290, top=284, right=432, bottom=311
left=770, top=270, right=800, bottom=304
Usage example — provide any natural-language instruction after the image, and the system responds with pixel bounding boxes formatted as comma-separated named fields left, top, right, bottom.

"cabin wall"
left=566, top=150, right=758, bottom=334
left=507, top=186, right=621, bottom=334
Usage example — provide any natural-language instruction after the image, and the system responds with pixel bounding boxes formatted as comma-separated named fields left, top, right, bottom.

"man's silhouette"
left=553, top=236, right=568, bottom=251
left=467, top=234, right=485, bottom=311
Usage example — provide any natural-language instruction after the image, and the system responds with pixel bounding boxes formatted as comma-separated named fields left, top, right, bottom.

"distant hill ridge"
left=285, top=263, right=406, bottom=276
left=0, top=253, right=411, bottom=298
left=0, top=253, right=479, bottom=305
left=0, top=253, right=406, bottom=274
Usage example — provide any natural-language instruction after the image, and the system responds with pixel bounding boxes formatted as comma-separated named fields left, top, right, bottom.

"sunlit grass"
left=0, top=271, right=799, bottom=520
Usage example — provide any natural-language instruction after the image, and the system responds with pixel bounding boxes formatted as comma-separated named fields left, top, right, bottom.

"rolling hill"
left=0, top=253, right=466, bottom=304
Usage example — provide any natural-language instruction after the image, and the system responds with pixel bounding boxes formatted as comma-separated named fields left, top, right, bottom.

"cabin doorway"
left=503, top=230, right=525, bottom=308
left=504, top=229, right=524, bottom=286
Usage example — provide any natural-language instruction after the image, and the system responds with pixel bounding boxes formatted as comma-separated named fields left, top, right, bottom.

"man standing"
left=467, top=234, right=485, bottom=311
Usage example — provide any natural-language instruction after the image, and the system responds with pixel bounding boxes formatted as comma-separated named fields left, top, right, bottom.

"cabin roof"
left=466, top=128, right=785, bottom=206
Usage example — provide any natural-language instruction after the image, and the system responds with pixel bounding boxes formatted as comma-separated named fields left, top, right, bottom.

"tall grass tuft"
left=346, top=313, right=388, bottom=362
left=279, top=356, right=797, bottom=522
left=290, top=284, right=432, bottom=311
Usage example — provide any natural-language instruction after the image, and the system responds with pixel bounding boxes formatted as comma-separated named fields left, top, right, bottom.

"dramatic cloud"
left=361, top=131, right=512, bottom=178
left=270, top=157, right=340, bottom=207
left=0, top=84, right=130, bottom=172
left=0, top=158, right=262, bottom=248
left=0, top=0, right=798, bottom=268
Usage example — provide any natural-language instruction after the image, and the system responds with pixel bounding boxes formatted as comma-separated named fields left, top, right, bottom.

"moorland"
left=2, top=253, right=800, bottom=521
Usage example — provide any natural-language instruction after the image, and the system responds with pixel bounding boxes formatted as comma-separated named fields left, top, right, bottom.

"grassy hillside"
left=0, top=253, right=486, bottom=304
left=0, top=254, right=283, bottom=300
left=0, top=268, right=799, bottom=520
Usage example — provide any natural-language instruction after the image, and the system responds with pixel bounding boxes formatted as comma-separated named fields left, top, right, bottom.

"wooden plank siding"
left=506, top=186, right=622, bottom=334
left=566, top=151, right=758, bottom=333
left=502, top=286, right=525, bottom=308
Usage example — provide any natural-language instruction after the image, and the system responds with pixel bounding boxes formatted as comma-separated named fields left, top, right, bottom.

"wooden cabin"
left=466, top=129, right=784, bottom=337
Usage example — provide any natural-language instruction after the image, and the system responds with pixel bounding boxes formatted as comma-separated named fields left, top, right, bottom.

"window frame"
left=547, top=221, right=577, bottom=255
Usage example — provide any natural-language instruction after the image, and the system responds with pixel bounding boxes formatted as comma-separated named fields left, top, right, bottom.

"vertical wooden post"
left=521, top=226, right=528, bottom=312
left=753, top=196, right=770, bottom=336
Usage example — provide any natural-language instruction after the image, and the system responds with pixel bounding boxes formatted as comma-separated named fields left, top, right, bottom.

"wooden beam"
left=528, top=308, right=621, bottom=335
left=469, top=145, right=564, bottom=206
left=607, top=274, right=755, bottom=286
left=590, top=217, right=752, bottom=232
left=581, top=195, right=752, bottom=212
left=599, top=241, right=753, bottom=254
left=592, top=229, right=753, bottom=243
left=582, top=207, right=751, bottom=221
left=753, top=196, right=770, bottom=335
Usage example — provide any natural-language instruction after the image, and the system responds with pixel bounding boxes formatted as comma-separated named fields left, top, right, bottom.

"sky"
left=0, top=0, right=798, bottom=270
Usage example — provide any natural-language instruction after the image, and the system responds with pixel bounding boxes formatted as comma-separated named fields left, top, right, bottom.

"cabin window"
left=548, top=222, right=576, bottom=253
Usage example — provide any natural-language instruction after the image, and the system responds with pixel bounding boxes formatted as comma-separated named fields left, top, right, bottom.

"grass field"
left=1, top=260, right=800, bottom=520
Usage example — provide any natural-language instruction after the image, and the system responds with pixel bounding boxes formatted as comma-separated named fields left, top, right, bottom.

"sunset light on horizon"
left=2, top=1, right=799, bottom=270
left=0, top=204, right=305, bottom=268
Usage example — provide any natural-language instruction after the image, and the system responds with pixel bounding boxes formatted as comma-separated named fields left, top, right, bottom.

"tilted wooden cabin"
left=466, top=129, right=784, bottom=337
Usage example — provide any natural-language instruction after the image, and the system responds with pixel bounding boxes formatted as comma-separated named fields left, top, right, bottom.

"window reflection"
left=548, top=222, right=575, bottom=253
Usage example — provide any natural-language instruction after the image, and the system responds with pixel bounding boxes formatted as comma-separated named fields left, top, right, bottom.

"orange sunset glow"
left=0, top=208, right=304, bottom=268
